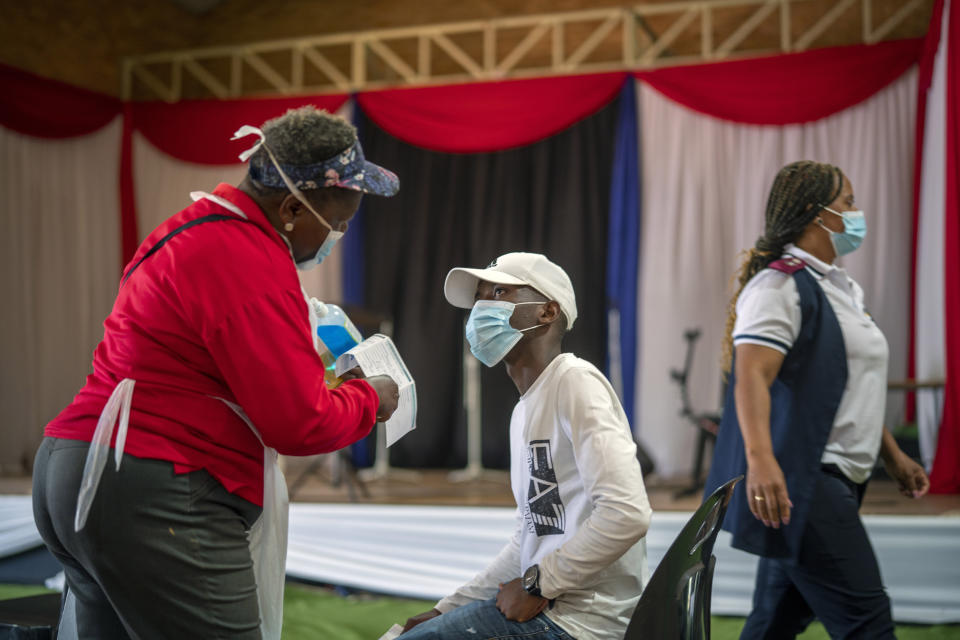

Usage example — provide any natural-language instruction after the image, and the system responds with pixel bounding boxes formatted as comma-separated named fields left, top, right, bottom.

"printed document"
left=336, top=334, right=416, bottom=446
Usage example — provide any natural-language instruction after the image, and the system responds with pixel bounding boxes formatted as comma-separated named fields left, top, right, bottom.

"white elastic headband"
left=231, top=125, right=330, bottom=229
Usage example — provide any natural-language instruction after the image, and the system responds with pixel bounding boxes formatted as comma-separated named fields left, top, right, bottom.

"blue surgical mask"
left=286, top=194, right=343, bottom=271
left=465, top=300, right=545, bottom=367
left=296, top=228, right=343, bottom=271
left=279, top=227, right=343, bottom=271
left=818, top=206, right=867, bottom=257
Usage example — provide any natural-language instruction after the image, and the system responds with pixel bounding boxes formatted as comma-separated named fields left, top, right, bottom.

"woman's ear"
left=275, top=194, right=295, bottom=227
left=275, top=194, right=300, bottom=231
left=281, top=194, right=308, bottom=221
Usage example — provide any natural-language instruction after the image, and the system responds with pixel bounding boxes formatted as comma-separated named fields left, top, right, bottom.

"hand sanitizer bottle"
left=310, top=299, right=363, bottom=388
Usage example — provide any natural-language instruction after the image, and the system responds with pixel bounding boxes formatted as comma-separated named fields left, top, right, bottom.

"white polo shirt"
left=732, top=244, right=889, bottom=483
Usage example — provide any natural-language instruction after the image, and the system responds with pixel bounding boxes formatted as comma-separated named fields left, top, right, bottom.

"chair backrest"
left=623, top=475, right=742, bottom=640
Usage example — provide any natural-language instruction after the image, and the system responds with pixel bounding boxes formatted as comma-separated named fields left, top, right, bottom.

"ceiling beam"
left=123, top=0, right=933, bottom=100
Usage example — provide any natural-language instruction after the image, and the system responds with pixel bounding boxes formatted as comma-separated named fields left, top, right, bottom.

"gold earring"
left=284, top=222, right=294, bottom=232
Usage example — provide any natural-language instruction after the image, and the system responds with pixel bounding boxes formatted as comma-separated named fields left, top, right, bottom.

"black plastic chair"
left=624, top=475, right=742, bottom=640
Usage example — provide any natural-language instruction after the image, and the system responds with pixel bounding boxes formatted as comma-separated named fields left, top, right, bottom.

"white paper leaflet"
left=336, top=334, right=416, bottom=446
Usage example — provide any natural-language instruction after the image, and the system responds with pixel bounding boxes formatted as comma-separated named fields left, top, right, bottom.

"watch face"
left=523, top=565, right=538, bottom=590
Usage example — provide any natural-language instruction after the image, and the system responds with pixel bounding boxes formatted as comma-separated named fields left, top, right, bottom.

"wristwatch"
left=522, top=564, right=542, bottom=597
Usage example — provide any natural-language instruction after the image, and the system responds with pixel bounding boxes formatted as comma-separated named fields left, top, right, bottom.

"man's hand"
left=496, top=578, right=548, bottom=622
left=884, top=451, right=930, bottom=498
left=402, top=608, right=441, bottom=632
left=365, top=375, right=399, bottom=422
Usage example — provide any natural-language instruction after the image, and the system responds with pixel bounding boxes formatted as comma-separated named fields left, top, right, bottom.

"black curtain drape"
left=357, top=100, right=618, bottom=469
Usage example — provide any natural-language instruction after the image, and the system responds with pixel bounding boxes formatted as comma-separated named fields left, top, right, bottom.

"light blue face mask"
left=296, top=227, right=343, bottom=271
left=465, top=300, right=545, bottom=367
left=819, top=205, right=867, bottom=257
left=280, top=225, right=343, bottom=271
left=285, top=189, right=343, bottom=271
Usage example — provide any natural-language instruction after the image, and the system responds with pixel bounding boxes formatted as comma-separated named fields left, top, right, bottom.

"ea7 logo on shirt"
left=526, top=439, right=565, bottom=536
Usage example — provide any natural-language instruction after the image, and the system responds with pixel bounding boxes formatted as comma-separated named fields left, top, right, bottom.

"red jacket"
left=46, top=183, right=379, bottom=505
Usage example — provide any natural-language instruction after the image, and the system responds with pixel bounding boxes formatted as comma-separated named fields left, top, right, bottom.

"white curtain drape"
left=636, top=70, right=918, bottom=477
left=0, top=119, right=122, bottom=471
left=915, top=2, right=949, bottom=472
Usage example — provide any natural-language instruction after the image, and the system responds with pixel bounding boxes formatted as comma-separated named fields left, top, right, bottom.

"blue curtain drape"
left=344, top=97, right=369, bottom=465
left=342, top=97, right=367, bottom=307
left=605, top=79, right=641, bottom=429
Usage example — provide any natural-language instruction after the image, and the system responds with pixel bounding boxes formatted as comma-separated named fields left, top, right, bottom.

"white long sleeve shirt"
left=436, top=354, right=652, bottom=640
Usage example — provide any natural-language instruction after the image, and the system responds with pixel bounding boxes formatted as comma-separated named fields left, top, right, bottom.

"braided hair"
left=721, top=160, right=843, bottom=373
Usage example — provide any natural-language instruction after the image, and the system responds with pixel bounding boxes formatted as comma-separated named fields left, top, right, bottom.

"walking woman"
left=705, top=161, right=929, bottom=639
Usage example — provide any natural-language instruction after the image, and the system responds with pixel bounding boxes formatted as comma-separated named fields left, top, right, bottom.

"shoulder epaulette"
left=768, top=255, right=806, bottom=275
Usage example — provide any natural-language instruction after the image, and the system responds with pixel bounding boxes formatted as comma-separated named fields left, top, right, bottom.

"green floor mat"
left=1, top=583, right=956, bottom=639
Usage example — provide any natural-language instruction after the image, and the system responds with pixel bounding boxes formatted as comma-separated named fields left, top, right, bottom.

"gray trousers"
left=32, top=437, right=263, bottom=639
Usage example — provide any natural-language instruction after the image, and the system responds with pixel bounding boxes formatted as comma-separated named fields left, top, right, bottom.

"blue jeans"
left=400, top=598, right=576, bottom=640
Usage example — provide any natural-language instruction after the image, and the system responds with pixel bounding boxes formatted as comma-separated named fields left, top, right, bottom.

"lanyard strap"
left=121, top=214, right=251, bottom=287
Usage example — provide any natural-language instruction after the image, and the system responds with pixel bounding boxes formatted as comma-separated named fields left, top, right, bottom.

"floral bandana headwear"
left=232, top=125, right=399, bottom=197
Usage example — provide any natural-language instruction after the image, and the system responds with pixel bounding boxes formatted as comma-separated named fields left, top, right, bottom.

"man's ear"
left=541, top=301, right=562, bottom=325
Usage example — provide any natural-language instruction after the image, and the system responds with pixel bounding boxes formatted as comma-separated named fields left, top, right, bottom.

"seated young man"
left=401, top=252, right=652, bottom=640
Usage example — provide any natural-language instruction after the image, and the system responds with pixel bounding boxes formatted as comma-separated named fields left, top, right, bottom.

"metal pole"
left=449, top=329, right=508, bottom=483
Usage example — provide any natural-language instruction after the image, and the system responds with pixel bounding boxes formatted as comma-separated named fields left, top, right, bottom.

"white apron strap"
left=216, top=397, right=289, bottom=640
left=190, top=190, right=248, bottom=219
left=74, top=378, right=135, bottom=532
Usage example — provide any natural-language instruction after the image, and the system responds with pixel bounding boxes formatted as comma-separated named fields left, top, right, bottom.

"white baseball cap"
left=444, top=252, right=578, bottom=330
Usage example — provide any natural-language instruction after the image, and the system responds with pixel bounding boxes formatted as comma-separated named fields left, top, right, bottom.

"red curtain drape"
left=930, top=0, right=960, bottom=494
left=119, top=103, right=139, bottom=267
left=351, top=40, right=922, bottom=153
left=0, top=63, right=120, bottom=137
left=632, top=39, right=923, bottom=125
left=355, top=72, right=625, bottom=153
left=2, top=39, right=924, bottom=152
left=127, top=94, right=349, bottom=165
left=907, top=0, right=946, bottom=424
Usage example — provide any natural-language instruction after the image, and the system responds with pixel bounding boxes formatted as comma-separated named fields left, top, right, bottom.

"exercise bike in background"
left=670, top=329, right=723, bottom=498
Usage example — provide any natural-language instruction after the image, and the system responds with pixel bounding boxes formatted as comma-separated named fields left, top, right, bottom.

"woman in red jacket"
left=32, top=106, right=400, bottom=639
